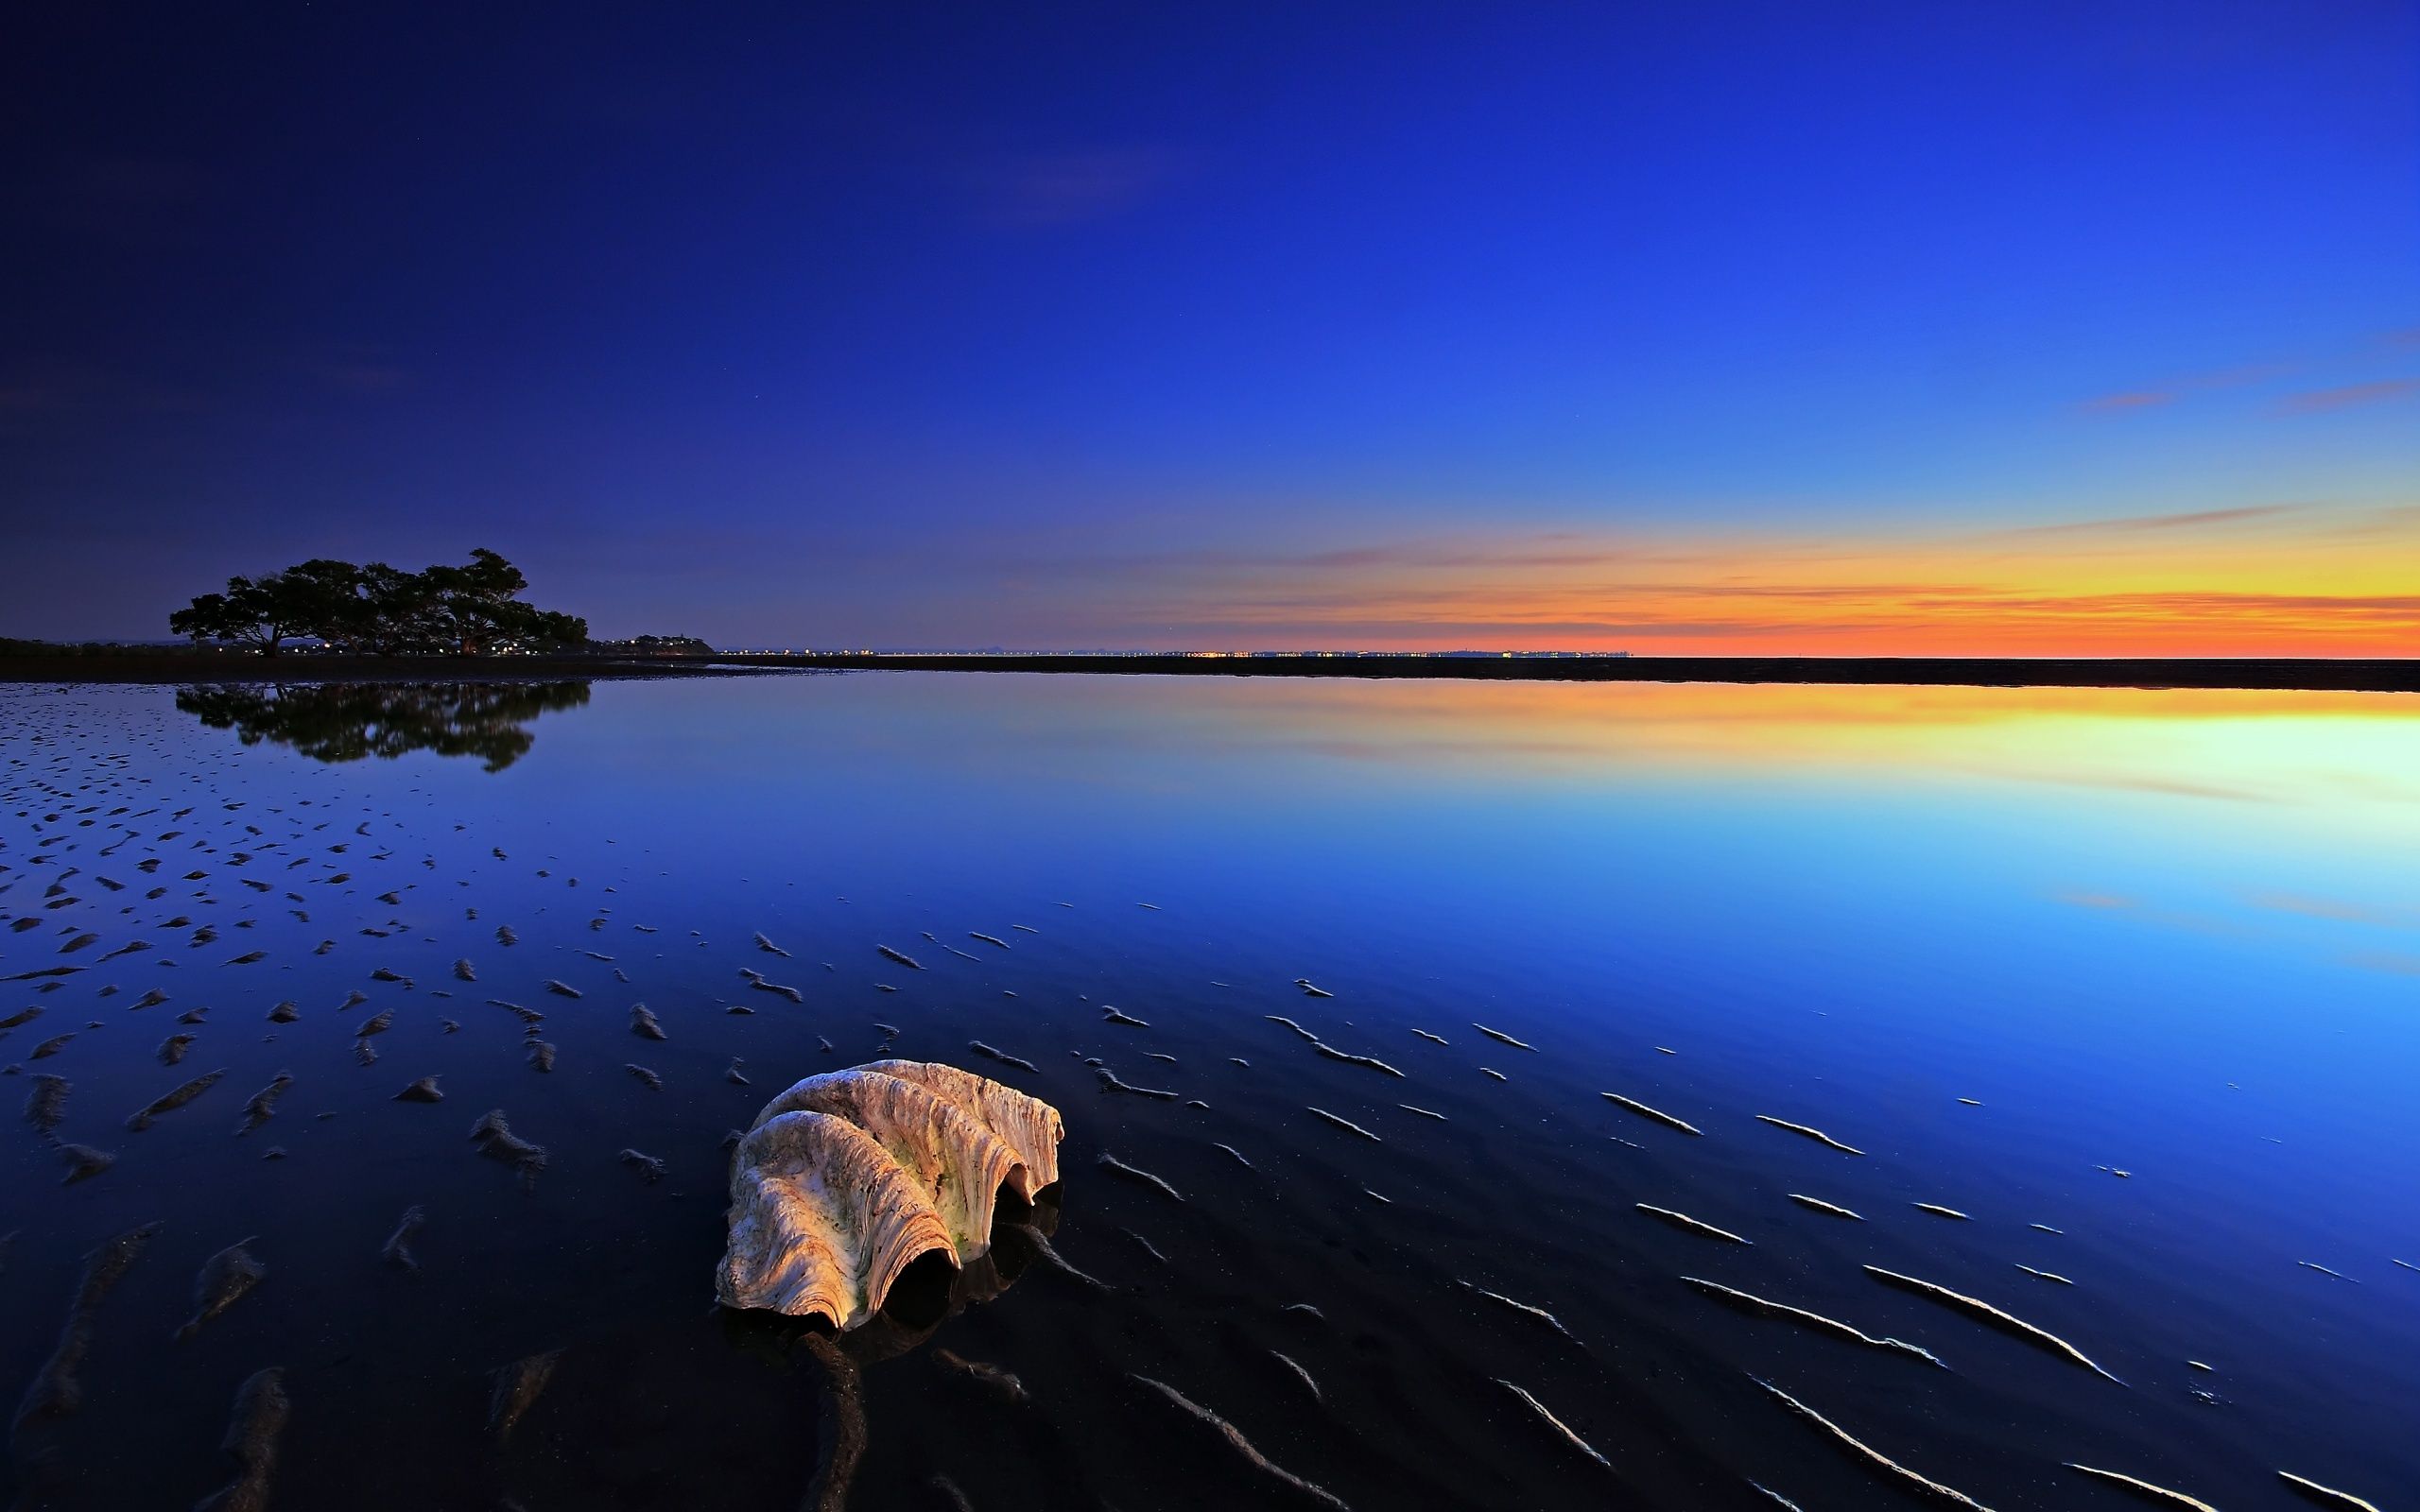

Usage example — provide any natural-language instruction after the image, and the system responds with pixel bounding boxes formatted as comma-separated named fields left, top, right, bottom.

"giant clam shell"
left=717, top=1062, right=1063, bottom=1330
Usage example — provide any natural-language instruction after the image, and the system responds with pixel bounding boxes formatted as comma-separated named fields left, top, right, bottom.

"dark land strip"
left=0, top=654, right=787, bottom=685
left=5, top=651, right=2414, bottom=692
left=721, top=652, right=2420, bottom=693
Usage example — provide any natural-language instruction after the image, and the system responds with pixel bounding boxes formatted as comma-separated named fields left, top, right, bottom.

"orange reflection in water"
left=1184, top=677, right=2420, bottom=816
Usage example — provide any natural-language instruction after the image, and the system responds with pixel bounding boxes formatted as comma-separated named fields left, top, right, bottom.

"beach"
left=2, top=673, right=2412, bottom=1508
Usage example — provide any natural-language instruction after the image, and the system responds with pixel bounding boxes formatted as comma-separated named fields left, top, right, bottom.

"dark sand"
left=1, top=676, right=2410, bottom=1512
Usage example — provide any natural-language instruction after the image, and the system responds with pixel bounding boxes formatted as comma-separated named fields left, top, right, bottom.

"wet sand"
left=0, top=677, right=2412, bottom=1510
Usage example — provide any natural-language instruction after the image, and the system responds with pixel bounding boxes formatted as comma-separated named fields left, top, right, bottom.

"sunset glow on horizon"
left=982, top=493, right=2420, bottom=656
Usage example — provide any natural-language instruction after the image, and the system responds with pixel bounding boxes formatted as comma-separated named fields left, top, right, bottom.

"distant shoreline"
left=4, top=649, right=2416, bottom=693
left=735, top=652, right=2420, bottom=692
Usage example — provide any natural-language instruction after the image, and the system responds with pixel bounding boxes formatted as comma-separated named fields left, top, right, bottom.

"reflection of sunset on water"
left=1113, top=678, right=2420, bottom=816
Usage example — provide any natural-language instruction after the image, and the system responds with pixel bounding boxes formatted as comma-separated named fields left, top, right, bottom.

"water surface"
left=4, top=673, right=2416, bottom=1510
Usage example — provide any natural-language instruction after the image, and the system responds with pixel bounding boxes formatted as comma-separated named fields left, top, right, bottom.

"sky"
left=4, top=1, right=2415, bottom=654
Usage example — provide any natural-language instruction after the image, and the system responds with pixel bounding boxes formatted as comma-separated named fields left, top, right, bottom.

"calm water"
left=3, top=672, right=2416, bottom=1511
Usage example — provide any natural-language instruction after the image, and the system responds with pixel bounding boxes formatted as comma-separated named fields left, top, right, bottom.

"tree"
left=281, top=558, right=380, bottom=651
left=169, top=549, right=586, bottom=656
left=515, top=608, right=592, bottom=651
left=353, top=562, right=441, bottom=654
left=168, top=571, right=320, bottom=656
left=623, top=634, right=711, bottom=657
left=166, top=592, right=240, bottom=649
left=422, top=548, right=530, bottom=655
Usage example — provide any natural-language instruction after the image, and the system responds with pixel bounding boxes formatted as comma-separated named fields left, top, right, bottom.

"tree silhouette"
left=167, top=570, right=322, bottom=656
left=168, top=551, right=590, bottom=656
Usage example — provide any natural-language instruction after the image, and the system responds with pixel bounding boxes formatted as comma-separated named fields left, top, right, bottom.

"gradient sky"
left=5, top=2, right=2415, bottom=652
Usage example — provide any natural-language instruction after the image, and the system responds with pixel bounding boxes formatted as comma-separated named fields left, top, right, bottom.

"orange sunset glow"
left=1089, top=501, right=2420, bottom=656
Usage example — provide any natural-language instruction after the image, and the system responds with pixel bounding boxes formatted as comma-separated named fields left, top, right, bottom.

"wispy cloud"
left=303, top=345, right=412, bottom=395
left=0, top=362, right=216, bottom=419
left=2278, top=378, right=2420, bottom=414
left=30, top=153, right=211, bottom=242
left=2082, top=389, right=2174, bottom=413
left=2003, top=504, right=2307, bottom=537
left=2076, top=326, right=2420, bottom=419
left=2251, top=892, right=2420, bottom=928
left=1036, top=536, right=1662, bottom=578
left=2343, top=951, right=2420, bottom=977
left=2057, top=890, right=2137, bottom=910
left=2001, top=771, right=2273, bottom=802
left=2078, top=356, right=2298, bottom=415
left=975, top=147, right=1184, bottom=227
left=1150, top=579, right=2420, bottom=627
left=1883, top=589, right=2420, bottom=624
left=1289, top=540, right=1629, bottom=571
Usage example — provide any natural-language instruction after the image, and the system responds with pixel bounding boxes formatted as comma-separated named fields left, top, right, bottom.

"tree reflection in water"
left=176, top=680, right=592, bottom=771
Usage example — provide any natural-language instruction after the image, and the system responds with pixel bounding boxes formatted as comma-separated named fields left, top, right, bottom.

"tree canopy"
left=169, top=550, right=588, bottom=656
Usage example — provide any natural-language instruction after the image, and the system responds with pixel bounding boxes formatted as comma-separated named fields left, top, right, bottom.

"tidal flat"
left=0, top=673, right=2414, bottom=1510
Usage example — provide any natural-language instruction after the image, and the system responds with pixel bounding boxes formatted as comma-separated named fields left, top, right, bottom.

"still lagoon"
left=2, top=671, right=2414, bottom=1509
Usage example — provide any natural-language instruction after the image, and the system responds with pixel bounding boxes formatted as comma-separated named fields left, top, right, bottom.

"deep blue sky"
left=5, top=3, right=2414, bottom=650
